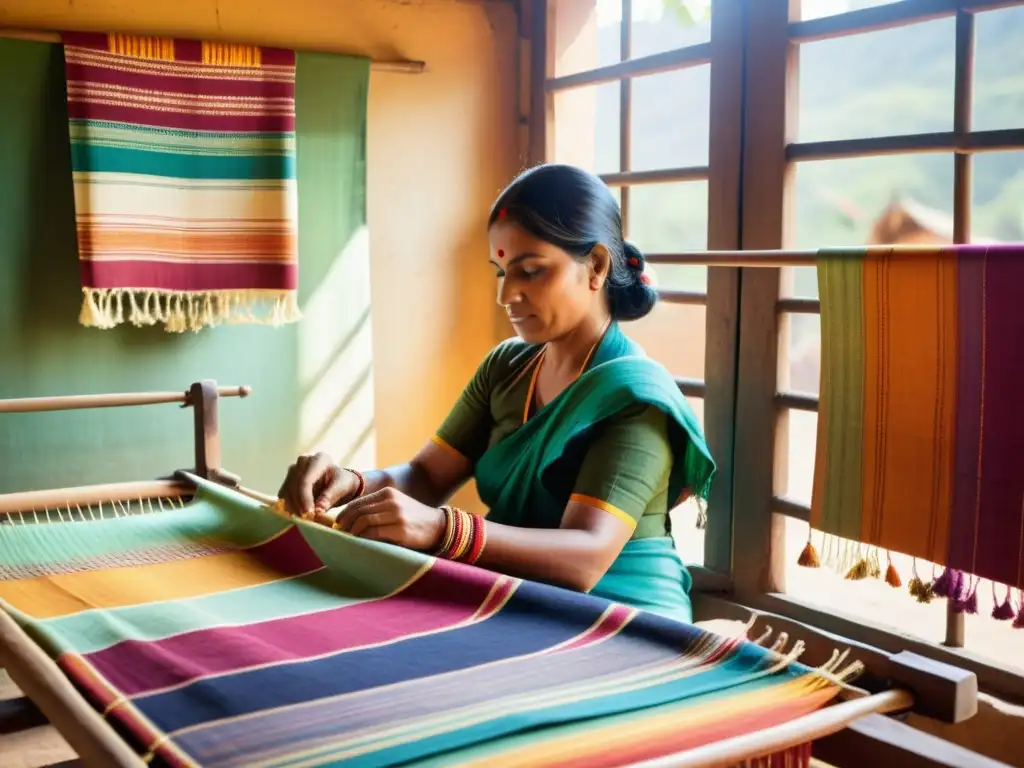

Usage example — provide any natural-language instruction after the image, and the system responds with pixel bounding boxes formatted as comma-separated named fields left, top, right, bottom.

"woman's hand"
left=332, top=488, right=446, bottom=552
left=278, top=452, right=361, bottom=518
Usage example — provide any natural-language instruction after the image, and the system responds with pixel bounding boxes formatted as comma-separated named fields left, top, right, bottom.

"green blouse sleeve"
left=433, top=347, right=500, bottom=463
left=570, top=404, right=672, bottom=533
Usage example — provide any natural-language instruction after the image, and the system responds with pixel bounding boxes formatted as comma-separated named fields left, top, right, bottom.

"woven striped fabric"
left=0, top=478, right=850, bottom=767
left=807, top=244, right=1024, bottom=626
left=60, top=32, right=300, bottom=333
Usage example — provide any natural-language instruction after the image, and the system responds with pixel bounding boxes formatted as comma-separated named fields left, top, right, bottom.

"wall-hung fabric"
left=0, top=39, right=372, bottom=494
left=62, top=32, right=301, bottom=333
left=806, top=244, right=1024, bottom=626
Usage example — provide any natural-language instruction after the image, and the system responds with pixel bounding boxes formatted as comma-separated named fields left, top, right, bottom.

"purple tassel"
left=931, top=567, right=954, bottom=598
left=953, top=587, right=978, bottom=614
left=950, top=570, right=966, bottom=601
left=992, top=598, right=1015, bottom=621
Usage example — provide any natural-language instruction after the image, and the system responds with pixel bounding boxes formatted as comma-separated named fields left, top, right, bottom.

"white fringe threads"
left=79, top=287, right=302, bottom=333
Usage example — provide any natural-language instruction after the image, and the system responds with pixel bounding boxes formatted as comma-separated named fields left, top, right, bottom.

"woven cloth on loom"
left=811, top=245, right=1024, bottom=609
left=0, top=478, right=851, bottom=768
left=61, top=33, right=300, bottom=333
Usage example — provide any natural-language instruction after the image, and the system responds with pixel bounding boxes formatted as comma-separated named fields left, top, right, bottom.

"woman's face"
left=488, top=221, right=605, bottom=344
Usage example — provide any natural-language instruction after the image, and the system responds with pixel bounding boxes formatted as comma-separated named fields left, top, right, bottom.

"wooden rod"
left=0, top=28, right=425, bottom=73
left=0, top=479, right=193, bottom=515
left=631, top=689, right=915, bottom=768
left=0, top=609, right=145, bottom=767
left=952, top=10, right=975, bottom=245
left=0, top=385, right=250, bottom=414
left=600, top=165, right=710, bottom=187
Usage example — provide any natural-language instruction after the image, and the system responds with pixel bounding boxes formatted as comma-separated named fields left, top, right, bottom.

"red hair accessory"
left=497, top=208, right=508, bottom=221
left=628, top=256, right=640, bottom=268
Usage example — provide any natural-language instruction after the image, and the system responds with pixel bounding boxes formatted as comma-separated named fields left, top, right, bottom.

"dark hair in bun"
left=488, top=164, right=657, bottom=322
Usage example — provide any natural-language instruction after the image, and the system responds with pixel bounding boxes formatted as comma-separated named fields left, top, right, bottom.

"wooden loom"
left=0, top=381, right=992, bottom=768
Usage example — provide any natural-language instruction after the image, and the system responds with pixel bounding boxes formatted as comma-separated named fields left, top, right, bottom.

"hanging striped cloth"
left=61, top=32, right=300, bottom=332
left=804, top=244, right=1024, bottom=627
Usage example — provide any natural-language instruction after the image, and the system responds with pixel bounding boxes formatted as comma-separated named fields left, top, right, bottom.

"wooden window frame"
left=529, top=0, right=747, bottom=590
left=732, top=0, right=1024, bottom=705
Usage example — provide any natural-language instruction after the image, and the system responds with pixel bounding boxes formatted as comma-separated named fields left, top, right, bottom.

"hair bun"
left=623, top=241, right=645, bottom=272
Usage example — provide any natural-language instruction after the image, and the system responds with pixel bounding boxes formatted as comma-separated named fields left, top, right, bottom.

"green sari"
left=441, top=323, right=715, bottom=623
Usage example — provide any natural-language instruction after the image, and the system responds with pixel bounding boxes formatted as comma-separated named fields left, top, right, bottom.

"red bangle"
left=345, top=468, right=366, bottom=499
left=465, top=514, right=487, bottom=565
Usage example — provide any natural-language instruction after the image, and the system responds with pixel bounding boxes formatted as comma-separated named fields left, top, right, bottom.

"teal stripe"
left=69, top=143, right=295, bottom=180
left=20, top=477, right=430, bottom=654
left=818, top=249, right=865, bottom=540
left=33, top=570, right=379, bottom=655
left=0, top=484, right=287, bottom=569
left=70, top=119, right=294, bottom=142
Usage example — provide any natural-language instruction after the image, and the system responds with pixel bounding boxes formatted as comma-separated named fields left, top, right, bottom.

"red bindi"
left=498, top=208, right=507, bottom=220
left=497, top=249, right=505, bottom=259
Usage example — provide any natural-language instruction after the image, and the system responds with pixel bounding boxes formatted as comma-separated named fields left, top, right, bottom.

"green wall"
left=0, top=40, right=369, bottom=495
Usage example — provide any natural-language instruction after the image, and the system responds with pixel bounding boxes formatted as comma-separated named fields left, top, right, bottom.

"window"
left=759, top=0, right=1024, bottom=695
left=545, top=0, right=744, bottom=572
left=536, top=0, right=1024, bottom=703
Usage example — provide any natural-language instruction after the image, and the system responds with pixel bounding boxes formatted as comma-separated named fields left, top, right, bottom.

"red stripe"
left=80, top=259, right=298, bottom=291
left=62, top=32, right=111, bottom=51
left=82, top=558, right=502, bottom=696
left=66, top=101, right=295, bottom=133
left=65, top=62, right=296, bottom=100
left=558, top=604, right=634, bottom=652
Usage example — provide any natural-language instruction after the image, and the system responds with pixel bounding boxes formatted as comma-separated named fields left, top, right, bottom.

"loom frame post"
left=185, top=379, right=243, bottom=488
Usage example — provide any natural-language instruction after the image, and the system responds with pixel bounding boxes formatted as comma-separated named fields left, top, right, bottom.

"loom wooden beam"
left=0, top=480, right=193, bottom=516
left=0, top=610, right=143, bottom=767
left=814, top=712, right=1012, bottom=768
left=693, top=595, right=979, bottom=724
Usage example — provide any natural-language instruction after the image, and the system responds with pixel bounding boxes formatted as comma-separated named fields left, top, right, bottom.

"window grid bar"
left=787, top=128, right=1024, bottom=162
left=600, top=166, right=710, bottom=186
left=544, top=42, right=712, bottom=92
left=619, top=0, right=632, bottom=232
left=772, top=496, right=811, bottom=523
left=658, top=290, right=708, bottom=306
left=777, top=298, right=820, bottom=314
left=788, top=0, right=1020, bottom=44
left=776, top=392, right=819, bottom=412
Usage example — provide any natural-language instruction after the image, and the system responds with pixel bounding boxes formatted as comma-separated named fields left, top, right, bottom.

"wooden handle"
left=0, top=385, right=251, bottom=414
left=0, top=609, right=144, bottom=767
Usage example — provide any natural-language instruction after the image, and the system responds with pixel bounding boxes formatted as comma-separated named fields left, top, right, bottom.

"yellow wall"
left=1, top=0, right=520, bottom=501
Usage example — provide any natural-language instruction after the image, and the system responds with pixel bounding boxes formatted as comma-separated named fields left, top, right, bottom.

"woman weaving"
left=279, top=164, right=714, bottom=623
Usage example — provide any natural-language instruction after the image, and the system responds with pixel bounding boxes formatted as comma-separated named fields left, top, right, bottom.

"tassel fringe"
left=79, top=288, right=302, bottom=333
left=797, top=539, right=820, bottom=568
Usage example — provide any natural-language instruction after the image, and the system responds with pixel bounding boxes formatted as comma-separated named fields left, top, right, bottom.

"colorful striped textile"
left=808, top=244, right=1024, bottom=625
left=61, top=33, right=300, bottom=332
left=0, top=477, right=850, bottom=767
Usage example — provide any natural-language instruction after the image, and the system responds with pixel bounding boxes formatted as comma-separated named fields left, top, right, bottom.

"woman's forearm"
left=360, top=461, right=448, bottom=507
left=472, top=521, right=615, bottom=593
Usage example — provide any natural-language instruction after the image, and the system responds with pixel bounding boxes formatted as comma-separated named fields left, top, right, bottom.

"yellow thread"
left=107, top=34, right=175, bottom=61
left=202, top=42, right=262, bottom=68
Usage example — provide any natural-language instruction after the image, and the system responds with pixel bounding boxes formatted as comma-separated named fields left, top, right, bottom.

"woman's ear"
left=588, top=244, right=611, bottom=291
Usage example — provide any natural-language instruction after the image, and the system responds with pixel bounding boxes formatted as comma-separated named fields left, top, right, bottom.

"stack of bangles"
left=433, top=505, right=487, bottom=565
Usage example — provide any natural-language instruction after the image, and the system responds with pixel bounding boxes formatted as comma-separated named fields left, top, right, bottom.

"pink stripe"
left=80, top=259, right=298, bottom=291
left=66, top=101, right=295, bottom=133
left=65, top=63, right=296, bottom=100
left=83, top=559, right=501, bottom=696
left=557, top=604, right=634, bottom=652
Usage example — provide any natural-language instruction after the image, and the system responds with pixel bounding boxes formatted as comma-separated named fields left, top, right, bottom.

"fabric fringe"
left=737, top=741, right=813, bottom=768
left=79, top=288, right=302, bottom=333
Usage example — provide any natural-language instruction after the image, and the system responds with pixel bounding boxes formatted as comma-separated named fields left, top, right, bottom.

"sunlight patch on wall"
left=298, top=225, right=376, bottom=468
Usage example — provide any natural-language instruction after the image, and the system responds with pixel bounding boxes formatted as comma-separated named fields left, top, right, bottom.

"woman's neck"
left=544, top=312, right=611, bottom=378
